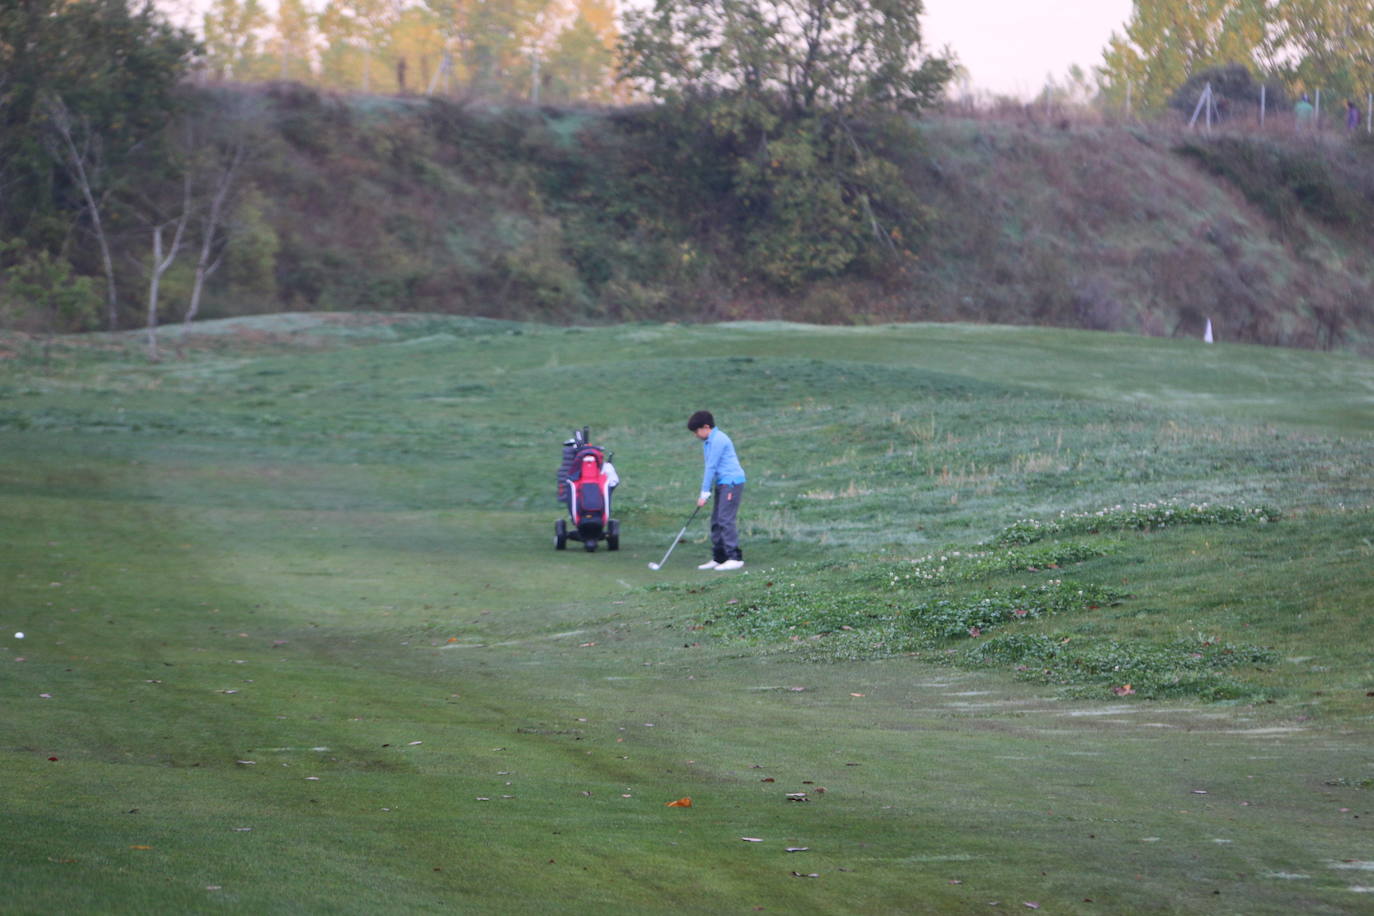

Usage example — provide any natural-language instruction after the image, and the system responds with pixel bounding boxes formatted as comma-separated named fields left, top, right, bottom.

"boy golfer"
left=687, top=410, right=746, bottom=571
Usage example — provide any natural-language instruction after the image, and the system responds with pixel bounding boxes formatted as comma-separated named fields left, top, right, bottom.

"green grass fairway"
left=3, top=316, right=1373, bottom=914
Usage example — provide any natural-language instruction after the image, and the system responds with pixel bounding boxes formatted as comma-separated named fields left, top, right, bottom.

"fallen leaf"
left=129, top=845, right=153, bottom=850
left=790, top=871, right=819, bottom=878
left=1112, top=684, right=1135, bottom=696
left=741, top=837, right=763, bottom=843
left=786, top=847, right=809, bottom=853
left=850, top=693, right=865, bottom=697
left=447, top=637, right=458, bottom=643
left=760, top=777, right=775, bottom=783
left=948, top=879, right=962, bottom=885
left=1024, top=904, right=1040, bottom=910
left=578, top=642, right=597, bottom=648
left=407, top=740, right=423, bottom=746
left=786, top=793, right=809, bottom=802
left=666, top=797, right=692, bottom=807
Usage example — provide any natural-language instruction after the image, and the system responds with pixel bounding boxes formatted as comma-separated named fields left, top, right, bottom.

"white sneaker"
left=697, top=560, right=720, bottom=570
left=715, top=559, right=744, bottom=571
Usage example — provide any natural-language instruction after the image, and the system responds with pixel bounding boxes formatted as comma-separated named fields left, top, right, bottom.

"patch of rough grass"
left=962, top=631, right=1279, bottom=701
left=690, top=540, right=1119, bottom=641
left=865, top=539, right=1120, bottom=589
left=907, top=580, right=1129, bottom=640
left=695, top=508, right=1291, bottom=704
left=989, top=500, right=1282, bottom=546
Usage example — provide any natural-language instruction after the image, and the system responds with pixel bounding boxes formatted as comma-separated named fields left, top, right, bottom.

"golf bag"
left=555, top=427, right=620, bottom=552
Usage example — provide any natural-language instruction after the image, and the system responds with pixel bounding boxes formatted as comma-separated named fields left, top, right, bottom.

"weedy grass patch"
left=989, top=501, right=1282, bottom=546
left=2, top=316, right=1373, bottom=914
left=686, top=506, right=1302, bottom=703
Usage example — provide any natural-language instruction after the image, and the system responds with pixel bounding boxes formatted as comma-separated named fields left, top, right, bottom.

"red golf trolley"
left=555, top=427, right=620, bottom=552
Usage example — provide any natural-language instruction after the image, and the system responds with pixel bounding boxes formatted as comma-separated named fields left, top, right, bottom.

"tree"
left=389, top=4, right=449, bottom=94
left=270, top=0, right=316, bottom=82
left=619, top=0, right=951, bottom=288
left=0, top=239, right=99, bottom=346
left=621, top=0, right=951, bottom=119
left=421, top=0, right=555, bottom=96
left=1097, top=0, right=1271, bottom=112
left=0, top=0, right=196, bottom=328
left=39, top=93, right=120, bottom=330
left=1269, top=0, right=1374, bottom=99
left=182, top=96, right=262, bottom=327
left=318, top=0, right=397, bottom=92
left=203, top=0, right=270, bottom=81
left=542, top=0, right=619, bottom=102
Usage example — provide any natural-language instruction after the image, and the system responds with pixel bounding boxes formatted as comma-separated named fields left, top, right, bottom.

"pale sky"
left=921, top=0, right=1135, bottom=99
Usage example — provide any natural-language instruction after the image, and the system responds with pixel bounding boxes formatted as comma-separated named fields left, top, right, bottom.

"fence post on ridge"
left=1189, top=83, right=1214, bottom=130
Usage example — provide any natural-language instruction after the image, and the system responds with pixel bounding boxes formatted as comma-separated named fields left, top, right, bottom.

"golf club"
left=647, top=504, right=702, bottom=570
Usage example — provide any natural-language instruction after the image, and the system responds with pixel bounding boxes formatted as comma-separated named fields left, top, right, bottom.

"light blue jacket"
left=700, top=428, right=746, bottom=499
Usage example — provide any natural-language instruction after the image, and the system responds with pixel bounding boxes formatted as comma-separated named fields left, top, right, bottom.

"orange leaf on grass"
left=666, top=797, right=692, bottom=807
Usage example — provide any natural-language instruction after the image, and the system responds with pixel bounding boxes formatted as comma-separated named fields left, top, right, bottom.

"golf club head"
left=647, top=562, right=661, bottom=570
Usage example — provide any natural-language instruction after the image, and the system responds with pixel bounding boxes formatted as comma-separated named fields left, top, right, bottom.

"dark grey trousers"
left=710, top=483, right=744, bottom=562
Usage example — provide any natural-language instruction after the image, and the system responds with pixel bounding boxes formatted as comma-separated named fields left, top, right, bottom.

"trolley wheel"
left=606, top=519, right=620, bottom=551
left=554, top=518, right=567, bottom=550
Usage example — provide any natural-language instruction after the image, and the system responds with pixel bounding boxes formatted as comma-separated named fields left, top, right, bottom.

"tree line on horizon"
left=1099, top=0, right=1374, bottom=115
left=195, top=0, right=624, bottom=103
left=190, top=0, right=1374, bottom=116
left=2, top=0, right=1373, bottom=353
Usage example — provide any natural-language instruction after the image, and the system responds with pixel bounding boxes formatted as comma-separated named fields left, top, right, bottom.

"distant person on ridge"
left=1294, top=94, right=1315, bottom=130
left=687, top=410, right=747, bottom=571
left=1347, top=99, right=1361, bottom=132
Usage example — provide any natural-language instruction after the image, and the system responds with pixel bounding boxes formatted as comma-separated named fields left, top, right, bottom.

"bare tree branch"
left=40, top=92, right=121, bottom=331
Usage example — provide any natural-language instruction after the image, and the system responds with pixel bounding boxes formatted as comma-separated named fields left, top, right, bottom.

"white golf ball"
left=14, top=632, right=23, bottom=639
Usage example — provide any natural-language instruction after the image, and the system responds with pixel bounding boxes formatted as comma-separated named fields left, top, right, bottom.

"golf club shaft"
left=652, top=504, right=701, bottom=569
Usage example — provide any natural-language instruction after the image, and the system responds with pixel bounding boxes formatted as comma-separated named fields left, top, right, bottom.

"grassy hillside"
left=149, top=85, right=1374, bottom=354
left=2, top=315, right=1373, bottom=913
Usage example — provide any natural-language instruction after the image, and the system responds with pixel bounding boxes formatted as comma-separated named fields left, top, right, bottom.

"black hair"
left=686, top=410, right=714, bottom=431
